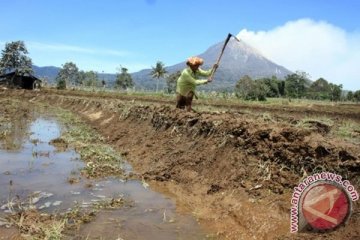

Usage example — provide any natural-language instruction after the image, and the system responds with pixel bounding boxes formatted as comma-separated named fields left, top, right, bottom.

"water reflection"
left=0, top=117, right=208, bottom=239
left=0, top=111, right=30, bottom=150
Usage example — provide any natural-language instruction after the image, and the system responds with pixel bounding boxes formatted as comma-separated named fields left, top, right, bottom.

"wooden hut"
left=0, top=72, right=41, bottom=89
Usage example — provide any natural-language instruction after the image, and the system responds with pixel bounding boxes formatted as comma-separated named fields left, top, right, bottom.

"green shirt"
left=176, top=67, right=212, bottom=96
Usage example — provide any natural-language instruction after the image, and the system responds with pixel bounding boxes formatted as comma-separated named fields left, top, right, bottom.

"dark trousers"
left=176, top=91, right=195, bottom=111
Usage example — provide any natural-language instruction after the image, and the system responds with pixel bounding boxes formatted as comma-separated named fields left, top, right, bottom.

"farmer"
left=176, top=56, right=218, bottom=111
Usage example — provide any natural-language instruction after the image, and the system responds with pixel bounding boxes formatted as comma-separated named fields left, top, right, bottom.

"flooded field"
left=0, top=118, right=84, bottom=212
left=0, top=100, right=209, bottom=239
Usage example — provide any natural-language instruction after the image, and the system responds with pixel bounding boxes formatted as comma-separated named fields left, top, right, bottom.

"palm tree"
left=150, top=61, right=167, bottom=92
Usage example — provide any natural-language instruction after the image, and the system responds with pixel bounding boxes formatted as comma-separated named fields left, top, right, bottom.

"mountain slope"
left=32, top=65, right=60, bottom=83
left=132, top=39, right=292, bottom=91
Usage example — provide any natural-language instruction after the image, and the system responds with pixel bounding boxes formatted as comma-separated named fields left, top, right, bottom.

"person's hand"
left=213, top=63, right=219, bottom=70
left=207, top=78, right=212, bottom=83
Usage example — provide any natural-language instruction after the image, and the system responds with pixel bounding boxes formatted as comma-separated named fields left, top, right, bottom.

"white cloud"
left=237, top=18, right=360, bottom=91
left=27, top=42, right=130, bottom=57
left=0, top=41, right=130, bottom=57
left=0, top=41, right=139, bottom=73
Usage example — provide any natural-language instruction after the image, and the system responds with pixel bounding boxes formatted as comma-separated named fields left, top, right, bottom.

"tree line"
left=55, top=60, right=172, bottom=91
left=234, top=71, right=360, bottom=102
left=55, top=61, right=134, bottom=90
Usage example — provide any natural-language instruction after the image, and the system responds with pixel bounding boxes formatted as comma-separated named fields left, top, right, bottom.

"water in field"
left=0, top=116, right=208, bottom=239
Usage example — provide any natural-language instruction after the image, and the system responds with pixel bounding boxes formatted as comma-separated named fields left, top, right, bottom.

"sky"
left=0, top=0, right=359, bottom=90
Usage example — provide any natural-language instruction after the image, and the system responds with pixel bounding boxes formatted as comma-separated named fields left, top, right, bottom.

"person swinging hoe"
left=176, top=56, right=218, bottom=112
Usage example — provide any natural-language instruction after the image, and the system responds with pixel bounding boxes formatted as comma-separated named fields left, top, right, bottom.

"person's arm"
left=197, top=68, right=212, bottom=77
left=198, top=64, right=219, bottom=76
left=195, top=79, right=208, bottom=85
left=183, top=70, right=208, bottom=85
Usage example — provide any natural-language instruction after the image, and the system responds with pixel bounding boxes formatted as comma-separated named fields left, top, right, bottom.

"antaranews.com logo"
left=290, top=172, right=359, bottom=233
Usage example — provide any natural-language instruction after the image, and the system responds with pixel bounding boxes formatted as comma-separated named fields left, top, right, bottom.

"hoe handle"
left=208, top=33, right=232, bottom=81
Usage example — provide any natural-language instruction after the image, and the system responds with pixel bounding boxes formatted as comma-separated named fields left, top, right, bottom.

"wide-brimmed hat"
left=186, top=56, right=204, bottom=66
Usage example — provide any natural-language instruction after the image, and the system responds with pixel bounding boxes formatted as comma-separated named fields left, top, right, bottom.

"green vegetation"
left=56, top=78, right=67, bottom=89
left=115, top=66, right=134, bottom=90
left=296, top=117, right=333, bottom=131
left=55, top=62, right=105, bottom=89
left=235, top=75, right=257, bottom=100
left=235, top=75, right=282, bottom=101
left=284, top=71, right=309, bottom=98
left=295, top=116, right=360, bottom=144
left=6, top=210, right=66, bottom=240
left=54, top=110, right=126, bottom=178
left=56, top=62, right=79, bottom=89
left=347, top=90, right=360, bottom=102
left=307, top=77, right=331, bottom=100
left=336, top=120, right=360, bottom=141
left=150, top=61, right=167, bottom=92
left=78, top=70, right=101, bottom=87
left=234, top=71, right=346, bottom=102
left=0, top=40, right=33, bottom=75
left=5, top=194, right=129, bottom=240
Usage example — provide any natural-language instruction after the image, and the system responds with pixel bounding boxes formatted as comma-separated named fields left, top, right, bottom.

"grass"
left=42, top=219, right=66, bottom=240
left=336, top=120, right=360, bottom=142
left=295, top=116, right=360, bottom=143
left=6, top=207, right=96, bottom=240
left=4, top=191, right=128, bottom=239
left=296, top=117, right=334, bottom=129
left=52, top=109, right=126, bottom=178
left=6, top=210, right=66, bottom=240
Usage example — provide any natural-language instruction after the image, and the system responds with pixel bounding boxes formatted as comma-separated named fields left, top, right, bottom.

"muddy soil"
left=1, top=89, right=360, bottom=239
left=0, top=95, right=209, bottom=239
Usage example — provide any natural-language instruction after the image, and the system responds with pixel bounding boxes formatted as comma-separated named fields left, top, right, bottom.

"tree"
left=55, top=62, right=79, bottom=89
left=278, top=80, right=286, bottom=97
left=235, top=75, right=256, bottom=100
left=235, top=76, right=269, bottom=101
left=150, top=61, right=167, bottom=92
left=307, top=78, right=331, bottom=100
left=115, top=66, right=134, bottom=90
left=257, top=76, right=281, bottom=97
left=284, top=72, right=309, bottom=98
left=77, top=70, right=86, bottom=86
left=346, top=91, right=354, bottom=101
left=354, top=90, right=360, bottom=102
left=254, top=79, right=269, bottom=101
left=83, top=71, right=100, bottom=87
left=57, top=78, right=66, bottom=89
left=0, top=40, right=33, bottom=75
left=165, top=71, right=181, bottom=93
left=329, top=83, right=342, bottom=101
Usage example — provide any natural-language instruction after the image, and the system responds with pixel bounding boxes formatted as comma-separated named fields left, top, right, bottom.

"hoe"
left=209, top=33, right=240, bottom=81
